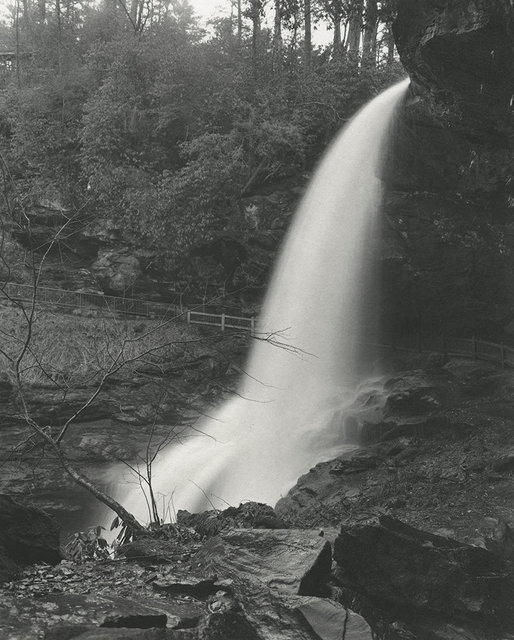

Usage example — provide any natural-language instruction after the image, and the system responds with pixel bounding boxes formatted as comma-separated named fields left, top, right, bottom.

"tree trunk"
left=56, top=0, right=62, bottom=76
left=237, top=0, right=242, bottom=47
left=130, top=0, right=138, bottom=25
left=251, top=0, right=261, bottom=66
left=273, top=0, right=282, bottom=52
left=362, top=0, right=377, bottom=64
left=333, top=18, right=341, bottom=59
left=387, top=22, right=395, bottom=64
left=15, top=0, right=21, bottom=88
left=348, top=0, right=363, bottom=54
left=20, top=410, right=147, bottom=535
left=304, top=0, right=312, bottom=69
left=60, top=452, right=147, bottom=535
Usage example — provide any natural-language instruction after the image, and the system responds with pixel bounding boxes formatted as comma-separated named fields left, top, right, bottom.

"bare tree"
left=304, top=0, right=312, bottom=69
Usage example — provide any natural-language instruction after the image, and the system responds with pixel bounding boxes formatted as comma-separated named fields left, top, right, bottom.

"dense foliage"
left=0, top=0, right=403, bottom=255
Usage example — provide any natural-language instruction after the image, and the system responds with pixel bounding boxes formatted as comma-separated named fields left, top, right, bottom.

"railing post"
left=250, top=317, right=255, bottom=336
left=471, top=336, right=477, bottom=360
left=221, top=313, right=225, bottom=332
left=186, top=310, right=191, bottom=324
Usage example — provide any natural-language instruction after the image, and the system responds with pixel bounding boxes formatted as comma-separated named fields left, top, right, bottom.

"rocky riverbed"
left=2, top=353, right=514, bottom=639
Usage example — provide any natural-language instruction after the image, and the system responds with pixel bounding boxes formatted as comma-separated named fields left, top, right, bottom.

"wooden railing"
left=187, top=310, right=255, bottom=334
left=2, top=281, right=513, bottom=364
left=381, top=334, right=514, bottom=368
left=0, top=282, right=256, bottom=334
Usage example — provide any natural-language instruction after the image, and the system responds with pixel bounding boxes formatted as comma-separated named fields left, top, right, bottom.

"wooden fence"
left=187, top=310, right=255, bottom=334
left=382, top=334, right=514, bottom=368
left=0, top=282, right=256, bottom=334
left=2, top=282, right=514, bottom=364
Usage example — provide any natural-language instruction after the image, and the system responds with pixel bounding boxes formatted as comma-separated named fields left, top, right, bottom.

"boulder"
left=0, top=495, right=62, bottom=582
left=275, top=446, right=387, bottom=527
left=176, top=502, right=287, bottom=538
left=333, top=516, right=514, bottom=637
left=92, top=250, right=142, bottom=295
left=191, top=528, right=355, bottom=639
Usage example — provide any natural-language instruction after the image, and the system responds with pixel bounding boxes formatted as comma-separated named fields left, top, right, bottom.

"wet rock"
left=297, top=599, right=373, bottom=640
left=151, top=575, right=220, bottom=599
left=45, top=630, right=166, bottom=639
left=191, top=528, right=342, bottom=639
left=176, top=502, right=287, bottom=538
left=275, top=447, right=383, bottom=527
left=483, top=519, right=514, bottom=561
left=44, top=625, right=96, bottom=640
left=120, top=538, right=198, bottom=565
left=101, top=612, right=167, bottom=629
left=383, top=0, right=514, bottom=338
left=7, top=593, right=201, bottom=639
left=385, top=387, right=442, bottom=417
left=194, top=528, right=333, bottom=598
left=333, top=516, right=514, bottom=636
left=0, top=495, right=61, bottom=582
left=190, top=600, right=260, bottom=640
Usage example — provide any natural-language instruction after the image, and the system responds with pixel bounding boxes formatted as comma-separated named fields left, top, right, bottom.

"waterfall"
left=120, top=78, right=409, bottom=521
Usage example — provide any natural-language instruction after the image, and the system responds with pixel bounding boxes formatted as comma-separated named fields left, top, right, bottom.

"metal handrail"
left=0, top=282, right=256, bottom=334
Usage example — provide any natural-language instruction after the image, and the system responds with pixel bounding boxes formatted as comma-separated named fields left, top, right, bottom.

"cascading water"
left=120, top=78, right=409, bottom=521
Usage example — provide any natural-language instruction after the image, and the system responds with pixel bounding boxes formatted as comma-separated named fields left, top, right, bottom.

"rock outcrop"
left=0, top=495, right=62, bottom=582
left=1, top=528, right=372, bottom=640
left=333, top=516, right=514, bottom=639
left=383, top=0, right=514, bottom=339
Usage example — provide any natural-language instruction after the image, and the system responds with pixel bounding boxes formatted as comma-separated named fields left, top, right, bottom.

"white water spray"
left=121, top=79, right=409, bottom=520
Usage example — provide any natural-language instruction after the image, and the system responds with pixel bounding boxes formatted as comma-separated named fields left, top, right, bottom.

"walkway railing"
left=2, top=282, right=514, bottom=364
left=382, top=334, right=514, bottom=368
left=0, top=282, right=256, bottom=334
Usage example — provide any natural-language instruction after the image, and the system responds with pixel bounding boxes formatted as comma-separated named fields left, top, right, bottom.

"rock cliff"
left=383, top=0, right=514, bottom=341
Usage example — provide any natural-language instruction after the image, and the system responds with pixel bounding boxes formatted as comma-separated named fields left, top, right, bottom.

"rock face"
left=275, top=362, right=514, bottom=540
left=0, top=495, right=62, bottom=582
left=92, top=250, right=143, bottom=295
left=333, top=516, right=514, bottom=639
left=394, top=0, right=514, bottom=140
left=383, top=0, right=514, bottom=340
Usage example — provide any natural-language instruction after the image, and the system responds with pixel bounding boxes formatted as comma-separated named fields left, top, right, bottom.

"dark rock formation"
left=3, top=528, right=371, bottom=640
left=383, top=0, right=514, bottom=340
left=92, top=250, right=143, bottom=295
left=176, top=501, right=287, bottom=538
left=333, top=516, right=514, bottom=639
left=275, top=363, right=514, bottom=535
left=0, top=495, right=62, bottom=582
left=191, top=528, right=370, bottom=639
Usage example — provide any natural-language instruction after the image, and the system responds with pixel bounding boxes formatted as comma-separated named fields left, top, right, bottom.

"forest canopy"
left=0, top=0, right=403, bottom=254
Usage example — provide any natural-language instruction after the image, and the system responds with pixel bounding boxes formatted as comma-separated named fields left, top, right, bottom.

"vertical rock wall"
left=382, top=0, right=514, bottom=340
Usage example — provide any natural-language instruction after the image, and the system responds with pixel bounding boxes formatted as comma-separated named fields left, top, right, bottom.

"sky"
left=0, top=0, right=237, bottom=24
left=0, top=0, right=330, bottom=43
left=189, top=0, right=231, bottom=23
